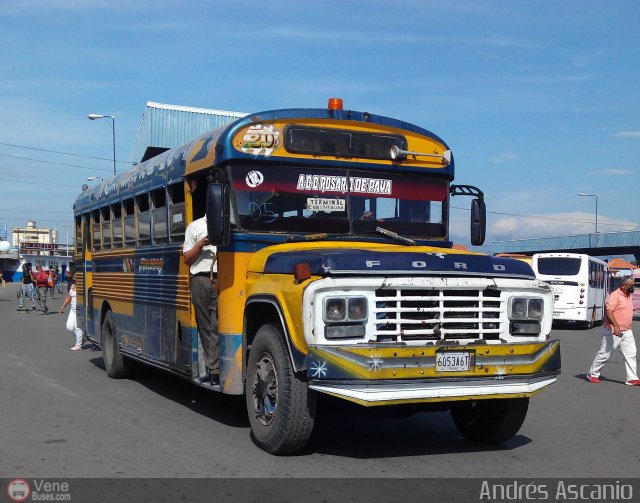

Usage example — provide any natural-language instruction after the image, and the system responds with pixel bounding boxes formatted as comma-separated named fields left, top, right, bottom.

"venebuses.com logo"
left=5, top=479, right=71, bottom=502
left=6, top=479, right=30, bottom=502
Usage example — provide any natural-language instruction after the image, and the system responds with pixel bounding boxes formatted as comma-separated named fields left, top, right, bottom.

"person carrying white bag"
left=59, top=273, right=84, bottom=351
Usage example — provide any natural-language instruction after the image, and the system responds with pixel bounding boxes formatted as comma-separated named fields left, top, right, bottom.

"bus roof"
left=74, top=105, right=454, bottom=214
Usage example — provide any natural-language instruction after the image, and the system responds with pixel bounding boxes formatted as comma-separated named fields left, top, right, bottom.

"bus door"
left=81, top=213, right=95, bottom=339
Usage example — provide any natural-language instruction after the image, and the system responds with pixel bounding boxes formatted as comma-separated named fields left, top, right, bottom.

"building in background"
left=12, top=220, right=57, bottom=252
left=127, top=101, right=246, bottom=164
left=2, top=221, right=71, bottom=282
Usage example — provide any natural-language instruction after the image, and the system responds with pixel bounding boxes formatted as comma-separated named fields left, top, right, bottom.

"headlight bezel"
left=508, top=296, right=545, bottom=321
left=323, top=296, right=369, bottom=324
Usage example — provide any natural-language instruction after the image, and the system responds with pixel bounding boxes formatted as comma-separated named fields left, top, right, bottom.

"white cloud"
left=611, top=131, right=640, bottom=138
left=488, top=150, right=520, bottom=164
left=587, top=169, right=634, bottom=176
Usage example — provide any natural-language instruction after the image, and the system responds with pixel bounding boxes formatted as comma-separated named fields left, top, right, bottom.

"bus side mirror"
left=206, top=182, right=230, bottom=246
left=470, top=198, right=486, bottom=246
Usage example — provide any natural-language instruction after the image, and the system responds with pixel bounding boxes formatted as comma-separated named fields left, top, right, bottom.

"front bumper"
left=305, top=339, right=560, bottom=406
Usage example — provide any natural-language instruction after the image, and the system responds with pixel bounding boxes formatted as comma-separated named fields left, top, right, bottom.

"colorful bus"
left=632, top=269, right=640, bottom=311
left=73, top=98, right=560, bottom=454
left=532, top=253, right=608, bottom=328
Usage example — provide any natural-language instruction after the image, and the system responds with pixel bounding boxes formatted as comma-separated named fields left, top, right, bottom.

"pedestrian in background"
left=18, top=263, right=36, bottom=311
left=64, top=270, right=72, bottom=293
left=587, top=276, right=640, bottom=386
left=55, top=267, right=63, bottom=296
left=34, top=264, right=49, bottom=313
left=48, top=267, right=58, bottom=299
left=59, top=273, right=83, bottom=351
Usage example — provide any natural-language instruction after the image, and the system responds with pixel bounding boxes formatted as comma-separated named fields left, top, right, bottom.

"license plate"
left=436, top=351, right=473, bottom=372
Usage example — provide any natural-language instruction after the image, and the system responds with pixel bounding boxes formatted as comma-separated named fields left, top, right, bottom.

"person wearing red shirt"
left=34, top=264, right=49, bottom=313
left=587, top=277, right=640, bottom=386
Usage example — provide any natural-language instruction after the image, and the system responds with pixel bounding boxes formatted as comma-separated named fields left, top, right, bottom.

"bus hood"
left=251, top=245, right=535, bottom=278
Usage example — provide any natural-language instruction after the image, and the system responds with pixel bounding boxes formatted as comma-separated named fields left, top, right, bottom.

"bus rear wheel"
left=245, top=323, right=316, bottom=455
left=102, top=310, right=134, bottom=379
left=450, top=398, right=529, bottom=443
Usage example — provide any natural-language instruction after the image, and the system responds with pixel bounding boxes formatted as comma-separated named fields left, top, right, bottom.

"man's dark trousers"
left=190, top=274, right=219, bottom=374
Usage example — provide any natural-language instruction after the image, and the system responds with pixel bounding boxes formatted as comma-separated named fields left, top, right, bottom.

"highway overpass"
left=490, top=230, right=640, bottom=261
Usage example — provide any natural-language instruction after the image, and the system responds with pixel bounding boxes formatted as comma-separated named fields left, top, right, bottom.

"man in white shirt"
left=183, top=215, right=219, bottom=385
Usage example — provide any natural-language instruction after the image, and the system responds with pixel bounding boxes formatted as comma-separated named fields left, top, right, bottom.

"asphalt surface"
left=1, top=282, right=639, bottom=479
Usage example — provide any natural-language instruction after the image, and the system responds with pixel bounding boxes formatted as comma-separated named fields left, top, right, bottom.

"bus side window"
left=92, top=210, right=101, bottom=251
left=101, top=207, right=111, bottom=250
left=137, top=194, right=151, bottom=246
left=168, top=182, right=185, bottom=243
left=123, top=198, right=135, bottom=248
left=112, top=202, right=123, bottom=248
left=152, top=188, right=168, bottom=245
left=75, top=215, right=83, bottom=256
left=82, top=214, right=90, bottom=254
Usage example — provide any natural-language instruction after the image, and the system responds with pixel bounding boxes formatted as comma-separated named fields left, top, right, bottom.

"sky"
left=1, top=0, right=639, bottom=251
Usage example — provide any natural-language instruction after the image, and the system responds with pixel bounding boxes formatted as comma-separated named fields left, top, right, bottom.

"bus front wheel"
left=102, top=310, right=134, bottom=379
left=450, top=398, right=529, bottom=443
left=245, top=323, right=316, bottom=455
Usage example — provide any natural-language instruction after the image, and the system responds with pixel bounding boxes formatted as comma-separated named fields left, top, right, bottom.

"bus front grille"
left=373, top=288, right=502, bottom=341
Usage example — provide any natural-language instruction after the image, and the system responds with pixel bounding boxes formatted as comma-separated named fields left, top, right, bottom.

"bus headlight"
left=510, top=298, right=528, bottom=319
left=347, top=297, right=368, bottom=321
left=323, top=296, right=369, bottom=340
left=527, top=298, right=543, bottom=319
left=323, top=296, right=368, bottom=323
left=508, top=296, right=544, bottom=336
left=509, top=297, right=544, bottom=320
left=324, top=298, right=347, bottom=322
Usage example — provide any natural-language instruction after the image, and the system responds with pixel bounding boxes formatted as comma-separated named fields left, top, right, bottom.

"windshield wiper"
left=285, top=233, right=330, bottom=242
left=375, top=226, right=415, bottom=246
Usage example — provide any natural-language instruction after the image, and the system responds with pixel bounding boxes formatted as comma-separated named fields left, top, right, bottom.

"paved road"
left=1, top=282, right=639, bottom=479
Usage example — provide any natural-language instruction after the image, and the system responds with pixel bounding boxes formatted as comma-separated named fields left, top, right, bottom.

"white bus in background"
left=532, top=253, right=608, bottom=328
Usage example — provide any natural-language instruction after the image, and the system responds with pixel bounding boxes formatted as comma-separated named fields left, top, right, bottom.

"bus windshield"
left=537, top=257, right=582, bottom=276
left=230, top=164, right=448, bottom=238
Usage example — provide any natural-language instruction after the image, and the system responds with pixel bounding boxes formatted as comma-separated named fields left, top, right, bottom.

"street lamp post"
left=87, top=176, right=104, bottom=182
left=62, top=225, right=71, bottom=257
left=578, top=192, right=598, bottom=234
left=87, top=114, right=116, bottom=176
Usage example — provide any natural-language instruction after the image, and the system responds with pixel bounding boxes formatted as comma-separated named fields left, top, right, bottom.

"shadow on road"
left=304, top=395, right=532, bottom=459
left=87, top=356, right=533, bottom=458
left=88, top=357, right=249, bottom=429
left=552, top=320, right=602, bottom=331
left=574, top=373, right=625, bottom=385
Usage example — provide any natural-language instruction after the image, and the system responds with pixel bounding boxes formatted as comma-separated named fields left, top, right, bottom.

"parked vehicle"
left=532, top=253, right=608, bottom=328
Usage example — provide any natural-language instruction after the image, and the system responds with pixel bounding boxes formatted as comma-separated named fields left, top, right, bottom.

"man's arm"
left=605, top=307, right=621, bottom=336
left=183, top=236, right=210, bottom=266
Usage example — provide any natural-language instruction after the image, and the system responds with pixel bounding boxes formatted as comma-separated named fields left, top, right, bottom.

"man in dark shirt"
left=18, top=263, right=36, bottom=311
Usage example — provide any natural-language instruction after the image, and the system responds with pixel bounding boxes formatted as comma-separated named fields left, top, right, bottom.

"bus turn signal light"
left=294, top=262, right=312, bottom=282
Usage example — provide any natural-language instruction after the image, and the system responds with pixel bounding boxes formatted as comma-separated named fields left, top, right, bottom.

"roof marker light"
left=328, top=98, right=343, bottom=111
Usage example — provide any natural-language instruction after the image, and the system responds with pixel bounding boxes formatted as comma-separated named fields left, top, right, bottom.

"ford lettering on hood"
left=262, top=248, right=535, bottom=278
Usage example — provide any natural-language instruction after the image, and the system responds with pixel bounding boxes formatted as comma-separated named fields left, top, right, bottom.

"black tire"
left=450, top=398, right=529, bottom=443
left=245, top=324, right=316, bottom=455
left=102, top=310, right=134, bottom=379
